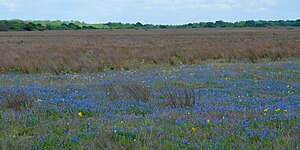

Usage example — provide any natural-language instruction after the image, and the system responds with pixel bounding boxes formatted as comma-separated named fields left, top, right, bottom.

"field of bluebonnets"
left=0, top=58, right=299, bottom=149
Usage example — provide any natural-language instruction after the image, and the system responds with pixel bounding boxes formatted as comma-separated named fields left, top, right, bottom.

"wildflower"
left=222, top=116, right=225, bottom=119
left=284, top=110, right=288, bottom=113
left=206, top=119, right=210, bottom=124
left=176, top=118, right=183, bottom=125
left=192, top=127, right=197, bottom=131
left=275, top=108, right=280, bottom=112
left=264, top=108, right=269, bottom=112
left=114, top=130, right=117, bottom=133
left=121, top=121, right=124, bottom=124
left=187, top=112, right=191, bottom=115
left=183, top=140, right=188, bottom=144
left=78, top=112, right=84, bottom=117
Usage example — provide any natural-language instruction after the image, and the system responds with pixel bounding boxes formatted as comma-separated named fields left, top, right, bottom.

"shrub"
left=122, top=84, right=150, bottom=102
left=164, top=87, right=197, bottom=108
left=1, top=88, right=34, bottom=111
left=103, top=83, right=119, bottom=101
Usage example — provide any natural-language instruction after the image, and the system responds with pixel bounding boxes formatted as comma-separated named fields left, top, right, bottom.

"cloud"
left=138, top=0, right=238, bottom=11
left=245, top=0, right=278, bottom=13
left=258, top=0, right=277, bottom=6
left=0, top=0, right=17, bottom=11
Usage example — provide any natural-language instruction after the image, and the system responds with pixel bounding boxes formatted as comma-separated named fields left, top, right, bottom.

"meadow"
left=1, top=28, right=300, bottom=74
left=0, top=59, right=299, bottom=149
left=0, top=28, right=300, bottom=149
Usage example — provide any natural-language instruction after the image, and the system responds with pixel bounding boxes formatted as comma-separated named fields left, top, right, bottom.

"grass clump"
left=1, top=88, right=34, bottom=111
left=122, top=84, right=151, bottom=102
left=103, top=83, right=119, bottom=101
left=164, top=87, right=197, bottom=108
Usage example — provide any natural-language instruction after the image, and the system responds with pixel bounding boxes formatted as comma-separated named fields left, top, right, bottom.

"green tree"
left=245, top=20, right=255, bottom=27
left=134, top=22, right=143, bottom=28
left=68, top=23, right=81, bottom=30
left=24, top=22, right=35, bottom=31
left=0, top=20, right=10, bottom=31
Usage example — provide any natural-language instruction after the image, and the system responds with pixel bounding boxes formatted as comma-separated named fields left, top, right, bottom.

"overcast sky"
left=0, top=0, right=299, bottom=24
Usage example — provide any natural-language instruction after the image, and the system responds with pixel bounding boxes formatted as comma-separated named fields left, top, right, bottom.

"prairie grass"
left=122, top=84, right=151, bottom=102
left=102, top=83, right=119, bottom=101
left=0, top=28, right=299, bottom=73
left=164, top=87, right=197, bottom=108
left=0, top=88, right=34, bottom=111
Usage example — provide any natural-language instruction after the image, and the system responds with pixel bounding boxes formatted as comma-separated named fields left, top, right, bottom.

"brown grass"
left=0, top=28, right=299, bottom=73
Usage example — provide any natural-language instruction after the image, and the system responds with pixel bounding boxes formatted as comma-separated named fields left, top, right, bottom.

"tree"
left=245, top=20, right=255, bottom=27
left=24, top=22, right=35, bottom=31
left=0, top=20, right=10, bottom=31
left=206, top=22, right=216, bottom=28
left=36, top=23, right=45, bottom=31
left=159, top=25, right=167, bottom=29
left=134, top=22, right=143, bottom=28
left=68, top=23, right=81, bottom=30
left=215, top=20, right=225, bottom=27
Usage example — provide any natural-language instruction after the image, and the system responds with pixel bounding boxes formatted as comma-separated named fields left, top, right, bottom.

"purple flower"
left=176, top=117, right=183, bottom=124
left=183, top=139, right=188, bottom=144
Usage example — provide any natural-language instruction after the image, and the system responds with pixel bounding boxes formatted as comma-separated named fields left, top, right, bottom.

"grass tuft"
left=103, top=83, right=119, bottom=101
left=1, top=88, right=34, bottom=111
left=164, top=87, right=197, bottom=108
left=122, top=84, right=151, bottom=102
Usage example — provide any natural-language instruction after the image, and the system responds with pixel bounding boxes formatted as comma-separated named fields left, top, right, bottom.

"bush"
left=122, top=84, right=150, bottom=102
left=103, top=83, right=119, bottom=101
left=164, top=87, right=197, bottom=108
left=1, top=88, right=34, bottom=111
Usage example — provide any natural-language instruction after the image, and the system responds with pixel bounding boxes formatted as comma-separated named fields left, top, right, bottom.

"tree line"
left=0, top=19, right=299, bottom=31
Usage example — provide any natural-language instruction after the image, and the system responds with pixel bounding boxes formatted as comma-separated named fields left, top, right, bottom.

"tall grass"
left=1, top=88, right=34, bottom=111
left=102, top=83, right=119, bottom=101
left=122, top=84, right=151, bottom=102
left=164, top=87, right=197, bottom=108
left=0, top=28, right=299, bottom=73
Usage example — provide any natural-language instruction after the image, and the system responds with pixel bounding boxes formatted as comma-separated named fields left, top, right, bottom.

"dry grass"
left=0, top=28, right=300, bottom=73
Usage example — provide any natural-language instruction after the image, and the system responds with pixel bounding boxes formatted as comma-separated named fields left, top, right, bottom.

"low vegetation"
left=0, top=28, right=299, bottom=74
left=0, top=60, right=299, bottom=149
left=1, top=88, right=35, bottom=111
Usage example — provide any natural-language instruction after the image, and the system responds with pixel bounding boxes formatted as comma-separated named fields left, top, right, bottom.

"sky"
left=0, top=0, right=299, bottom=24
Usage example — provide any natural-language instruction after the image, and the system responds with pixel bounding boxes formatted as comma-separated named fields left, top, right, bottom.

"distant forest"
left=0, top=19, right=300, bottom=31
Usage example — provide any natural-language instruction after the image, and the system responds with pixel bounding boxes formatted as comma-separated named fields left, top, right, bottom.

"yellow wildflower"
left=187, top=112, right=191, bottom=115
left=222, top=116, right=225, bottom=119
left=275, top=108, right=280, bottom=112
left=78, top=112, right=84, bottom=117
left=264, top=108, right=269, bottom=112
left=206, top=119, right=210, bottom=124
left=192, top=127, right=197, bottom=131
left=284, top=110, right=288, bottom=113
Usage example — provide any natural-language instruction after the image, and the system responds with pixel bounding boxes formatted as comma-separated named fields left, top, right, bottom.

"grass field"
left=1, top=28, right=300, bottom=73
left=0, top=59, right=299, bottom=149
left=0, top=28, right=300, bottom=149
